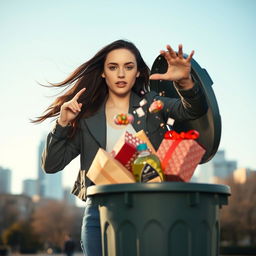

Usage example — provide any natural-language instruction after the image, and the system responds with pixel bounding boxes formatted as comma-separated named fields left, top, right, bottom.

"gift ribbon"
left=161, top=130, right=199, bottom=171
left=161, top=140, right=181, bottom=171
left=164, top=130, right=199, bottom=140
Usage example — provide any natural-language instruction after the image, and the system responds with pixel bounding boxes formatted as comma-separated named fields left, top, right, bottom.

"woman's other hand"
left=149, top=44, right=194, bottom=90
left=58, top=88, right=86, bottom=127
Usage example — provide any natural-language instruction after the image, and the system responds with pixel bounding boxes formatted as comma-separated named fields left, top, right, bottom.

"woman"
left=34, top=39, right=207, bottom=255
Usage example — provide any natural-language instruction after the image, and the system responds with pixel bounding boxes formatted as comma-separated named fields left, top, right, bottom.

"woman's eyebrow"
left=107, top=62, right=135, bottom=65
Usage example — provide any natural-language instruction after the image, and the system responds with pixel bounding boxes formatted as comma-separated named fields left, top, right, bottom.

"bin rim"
left=87, top=182, right=231, bottom=196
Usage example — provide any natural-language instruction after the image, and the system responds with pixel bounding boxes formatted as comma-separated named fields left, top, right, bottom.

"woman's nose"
left=118, top=68, right=125, bottom=78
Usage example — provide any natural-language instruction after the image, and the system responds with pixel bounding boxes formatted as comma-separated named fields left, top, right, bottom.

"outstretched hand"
left=58, top=88, right=86, bottom=127
left=149, top=44, right=194, bottom=89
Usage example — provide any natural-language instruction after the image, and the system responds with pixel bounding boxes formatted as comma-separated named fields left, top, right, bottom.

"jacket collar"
left=84, top=91, right=148, bottom=149
left=84, top=100, right=107, bottom=149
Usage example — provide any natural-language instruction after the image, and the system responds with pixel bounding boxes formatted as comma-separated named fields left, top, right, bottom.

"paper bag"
left=87, top=148, right=136, bottom=185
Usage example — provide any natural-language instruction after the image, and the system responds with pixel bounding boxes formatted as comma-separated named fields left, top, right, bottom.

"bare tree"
left=32, top=200, right=71, bottom=249
left=32, top=199, right=83, bottom=250
left=221, top=173, right=256, bottom=246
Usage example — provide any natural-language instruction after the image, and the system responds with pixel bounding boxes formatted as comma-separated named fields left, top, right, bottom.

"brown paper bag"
left=86, top=148, right=136, bottom=185
left=134, top=130, right=156, bottom=154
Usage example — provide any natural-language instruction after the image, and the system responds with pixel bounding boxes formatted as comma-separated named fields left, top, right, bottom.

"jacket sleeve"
left=155, top=80, right=208, bottom=122
left=41, top=121, right=81, bottom=173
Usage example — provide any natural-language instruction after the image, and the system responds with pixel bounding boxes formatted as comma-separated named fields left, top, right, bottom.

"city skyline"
left=0, top=0, right=255, bottom=195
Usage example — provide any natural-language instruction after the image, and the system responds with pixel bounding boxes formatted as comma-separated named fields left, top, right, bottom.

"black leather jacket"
left=42, top=81, right=207, bottom=201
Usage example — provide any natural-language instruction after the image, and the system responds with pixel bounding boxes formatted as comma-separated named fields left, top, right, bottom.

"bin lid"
left=149, top=55, right=221, bottom=164
left=87, top=182, right=231, bottom=196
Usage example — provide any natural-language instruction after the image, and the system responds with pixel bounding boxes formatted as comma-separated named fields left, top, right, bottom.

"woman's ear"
left=101, top=72, right=106, bottom=78
left=136, top=72, right=140, bottom=78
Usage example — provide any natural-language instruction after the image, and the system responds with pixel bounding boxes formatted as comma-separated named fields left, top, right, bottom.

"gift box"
left=134, top=130, right=156, bottom=154
left=112, top=131, right=143, bottom=172
left=87, top=148, right=136, bottom=185
left=157, top=130, right=206, bottom=182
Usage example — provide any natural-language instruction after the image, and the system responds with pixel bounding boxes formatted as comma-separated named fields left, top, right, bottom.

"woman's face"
left=102, top=48, right=140, bottom=97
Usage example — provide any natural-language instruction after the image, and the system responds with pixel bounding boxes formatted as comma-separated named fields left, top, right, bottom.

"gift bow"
left=164, top=130, right=199, bottom=140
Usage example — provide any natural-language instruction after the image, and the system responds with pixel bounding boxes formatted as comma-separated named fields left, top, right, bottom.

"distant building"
left=22, top=179, right=38, bottom=197
left=233, top=168, right=254, bottom=184
left=196, top=150, right=237, bottom=183
left=0, top=167, right=11, bottom=194
left=37, top=140, right=45, bottom=197
left=37, top=139, right=63, bottom=200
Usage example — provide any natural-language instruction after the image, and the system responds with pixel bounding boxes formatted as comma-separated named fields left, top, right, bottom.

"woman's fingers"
left=186, top=50, right=195, bottom=62
left=62, top=100, right=81, bottom=114
left=59, top=90, right=85, bottom=124
left=69, top=101, right=81, bottom=113
left=149, top=73, right=162, bottom=80
left=149, top=73, right=168, bottom=80
left=166, top=45, right=177, bottom=58
left=177, top=44, right=183, bottom=58
left=63, top=88, right=86, bottom=113
left=164, top=44, right=194, bottom=62
left=160, top=50, right=173, bottom=65
left=73, top=87, right=86, bottom=101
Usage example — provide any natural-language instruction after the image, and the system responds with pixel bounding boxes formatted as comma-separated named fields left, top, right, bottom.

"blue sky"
left=0, top=0, right=255, bottom=195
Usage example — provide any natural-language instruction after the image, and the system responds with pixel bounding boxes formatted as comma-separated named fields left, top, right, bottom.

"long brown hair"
left=32, top=39, right=150, bottom=135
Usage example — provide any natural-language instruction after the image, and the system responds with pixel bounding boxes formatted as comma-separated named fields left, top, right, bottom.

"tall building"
left=37, top=138, right=63, bottom=200
left=22, top=179, right=38, bottom=197
left=196, top=150, right=237, bottom=183
left=0, top=167, right=11, bottom=194
left=38, top=140, right=46, bottom=197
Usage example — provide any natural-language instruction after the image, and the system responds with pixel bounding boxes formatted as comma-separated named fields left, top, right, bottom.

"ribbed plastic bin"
left=87, top=182, right=231, bottom=256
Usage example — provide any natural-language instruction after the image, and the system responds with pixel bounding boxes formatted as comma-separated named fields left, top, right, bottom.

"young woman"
left=34, top=39, right=207, bottom=255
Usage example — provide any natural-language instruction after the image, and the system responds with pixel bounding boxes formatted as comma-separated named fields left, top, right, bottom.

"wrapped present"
left=112, top=131, right=143, bottom=172
left=157, top=130, right=206, bottom=182
left=87, top=148, right=136, bottom=185
left=134, top=130, right=157, bottom=155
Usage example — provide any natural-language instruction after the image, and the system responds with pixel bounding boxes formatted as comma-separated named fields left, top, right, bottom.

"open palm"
left=150, top=44, right=194, bottom=82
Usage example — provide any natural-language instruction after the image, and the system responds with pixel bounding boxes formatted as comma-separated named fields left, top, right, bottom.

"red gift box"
left=156, top=130, right=206, bottom=182
left=112, top=131, right=143, bottom=172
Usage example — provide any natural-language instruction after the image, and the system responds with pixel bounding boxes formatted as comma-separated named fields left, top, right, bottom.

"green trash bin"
left=87, top=182, right=231, bottom=256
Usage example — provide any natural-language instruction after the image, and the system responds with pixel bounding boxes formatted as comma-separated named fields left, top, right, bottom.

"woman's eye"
left=109, top=66, right=117, bottom=70
left=126, top=66, right=134, bottom=70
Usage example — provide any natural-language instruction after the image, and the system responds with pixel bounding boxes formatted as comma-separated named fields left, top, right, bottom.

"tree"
left=0, top=196, right=19, bottom=235
left=240, top=173, right=256, bottom=245
left=220, top=173, right=256, bottom=246
left=2, top=220, right=42, bottom=253
left=32, top=200, right=83, bottom=251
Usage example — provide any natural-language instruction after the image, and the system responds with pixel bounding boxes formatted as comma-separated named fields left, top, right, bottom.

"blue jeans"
left=81, top=197, right=102, bottom=256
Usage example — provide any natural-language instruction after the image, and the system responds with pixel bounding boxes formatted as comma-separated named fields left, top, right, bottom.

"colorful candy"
left=149, top=100, right=164, bottom=113
left=114, top=113, right=134, bottom=125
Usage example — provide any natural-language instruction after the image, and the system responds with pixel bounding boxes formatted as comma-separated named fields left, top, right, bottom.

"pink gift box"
left=157, top=139, right=206, bottom=182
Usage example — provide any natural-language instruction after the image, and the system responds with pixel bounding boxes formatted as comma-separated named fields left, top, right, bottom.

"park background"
left=0, top=0, right=256, bottom=254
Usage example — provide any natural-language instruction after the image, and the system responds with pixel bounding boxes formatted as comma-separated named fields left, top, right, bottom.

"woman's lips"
left=116, top=81, right=127, bottom=87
